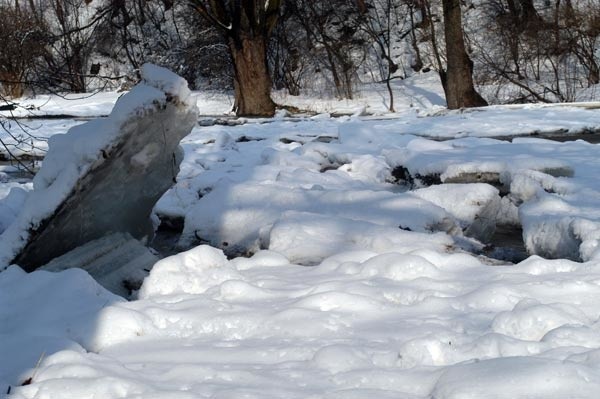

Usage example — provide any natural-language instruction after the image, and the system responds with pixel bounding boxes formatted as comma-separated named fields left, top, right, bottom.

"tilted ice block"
left=0, top=64, right=198, bottom=271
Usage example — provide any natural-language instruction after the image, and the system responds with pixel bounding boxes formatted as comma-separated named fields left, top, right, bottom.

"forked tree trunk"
left=442, top=0, right=487, bottom=109
left=229, top=36, right=276, bottom=117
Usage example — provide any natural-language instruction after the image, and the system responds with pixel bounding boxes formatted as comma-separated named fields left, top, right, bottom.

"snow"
left=7, top=248, right=600, bottom=398
left=0, top=266, right=122, bottom=393
left=267, top=212, right=453, bottom=265
left=179, top=182, right=460, bottom=259
left=138, top=245, right=240, bottom=298
left=413, top=183, right=501, bottom=241
left=431, top=356, right=600, bottom=399
left=4, top=73, right=600, bottom=398
left=0, top=185, right=30, bottom=234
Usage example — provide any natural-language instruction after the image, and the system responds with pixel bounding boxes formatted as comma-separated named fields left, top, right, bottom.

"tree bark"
left=442, top=0, right=487, bottom=109
left=230, top=36, right=276, bottom=116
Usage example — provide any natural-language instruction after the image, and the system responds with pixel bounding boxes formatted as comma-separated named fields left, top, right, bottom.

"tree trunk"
left=442, top=0, right=487, bottom=109
left=190, top=0, right=281, bottom=117
left=386, top=77, right=394, bottom=112
left=229, top=36, right=276, bottom=117
left=519, top=0, right=540, bottom=25
left=506, top=0, right=519, bottom=19
left=0, top=72, right=24, bottom=98
left=68, top=49, right=86, bottom=93
left=587, top=56, right=600, bottom=86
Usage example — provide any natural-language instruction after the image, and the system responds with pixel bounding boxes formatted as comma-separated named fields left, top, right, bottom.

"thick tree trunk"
left=229, top=37, right=276, bottom=117
left=190, top=0, right=281, bottom=117
left=506, top=0, right=519, bottom=19
left=442, top=0, right=487, bottom=109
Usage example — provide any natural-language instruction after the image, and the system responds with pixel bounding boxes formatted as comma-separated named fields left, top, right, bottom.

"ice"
left=0, top=64, right=198, bottom=270
left=40, top=232, right=159, bottom=298
left=384, top=137, right=575, bottom=188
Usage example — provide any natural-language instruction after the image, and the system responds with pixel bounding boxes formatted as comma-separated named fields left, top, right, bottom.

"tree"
left=0, top=3, right=48, bottom=98
left=359, top=0, right=400, bottom=111
left=46, top=0, right=96, bottom=93
left=473, top=0, right=600, bottom=103
left=274, top=0, right=367, bottom=100
left=189, top=0, right=281, bottom=117
left=441, top=0, right=487, bottom=108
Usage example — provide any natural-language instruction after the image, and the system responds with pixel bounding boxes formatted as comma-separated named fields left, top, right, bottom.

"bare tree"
left=0, top=3, right=48, bottom=98
left=474, top=0, right=600, bottom=103
left=189, top=0, right=281, bottom=117
left=276, top=0, right=367, bottom=100
left=40, top=0, right=116, bottom=93
left=359, top=0, right=401, bottom=111
left=270, top=3, right=309, bottom=96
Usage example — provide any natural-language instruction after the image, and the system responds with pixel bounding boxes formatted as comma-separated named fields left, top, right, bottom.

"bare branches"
left=189, top=0, right=232, bottom=31
left=474, top=0, right=600, bottom=103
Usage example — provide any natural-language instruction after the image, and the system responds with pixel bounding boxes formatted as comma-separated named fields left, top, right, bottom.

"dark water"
left=485, top=224, right=529, bottom=263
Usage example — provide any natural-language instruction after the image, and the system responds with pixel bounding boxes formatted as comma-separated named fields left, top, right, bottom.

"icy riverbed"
left=3, top=75, right=600, bottom=397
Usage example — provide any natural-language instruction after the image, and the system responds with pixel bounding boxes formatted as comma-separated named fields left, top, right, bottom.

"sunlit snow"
left=2, top=72, right=600, bottom=398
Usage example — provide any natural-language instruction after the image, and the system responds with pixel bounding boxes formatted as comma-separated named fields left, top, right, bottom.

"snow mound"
left=180, top=182, right=460, bottom=257
left=413, top=183, right=501, bottom=242
left=432, top=357, right=600, bottom=399
left=139, top=245, right=241, bottom=298
left=492, top=299, right=590, bottom=341
left=0, top=266, right=121, bottom=392
left=267, top=211, right=453, bottom=265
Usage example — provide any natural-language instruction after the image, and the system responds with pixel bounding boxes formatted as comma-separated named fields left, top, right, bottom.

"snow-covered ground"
left=3, top=73, right=600, bottom=398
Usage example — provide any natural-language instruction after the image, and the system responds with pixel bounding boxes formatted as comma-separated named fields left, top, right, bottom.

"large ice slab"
left=0, top=64, right=198, bottom=271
